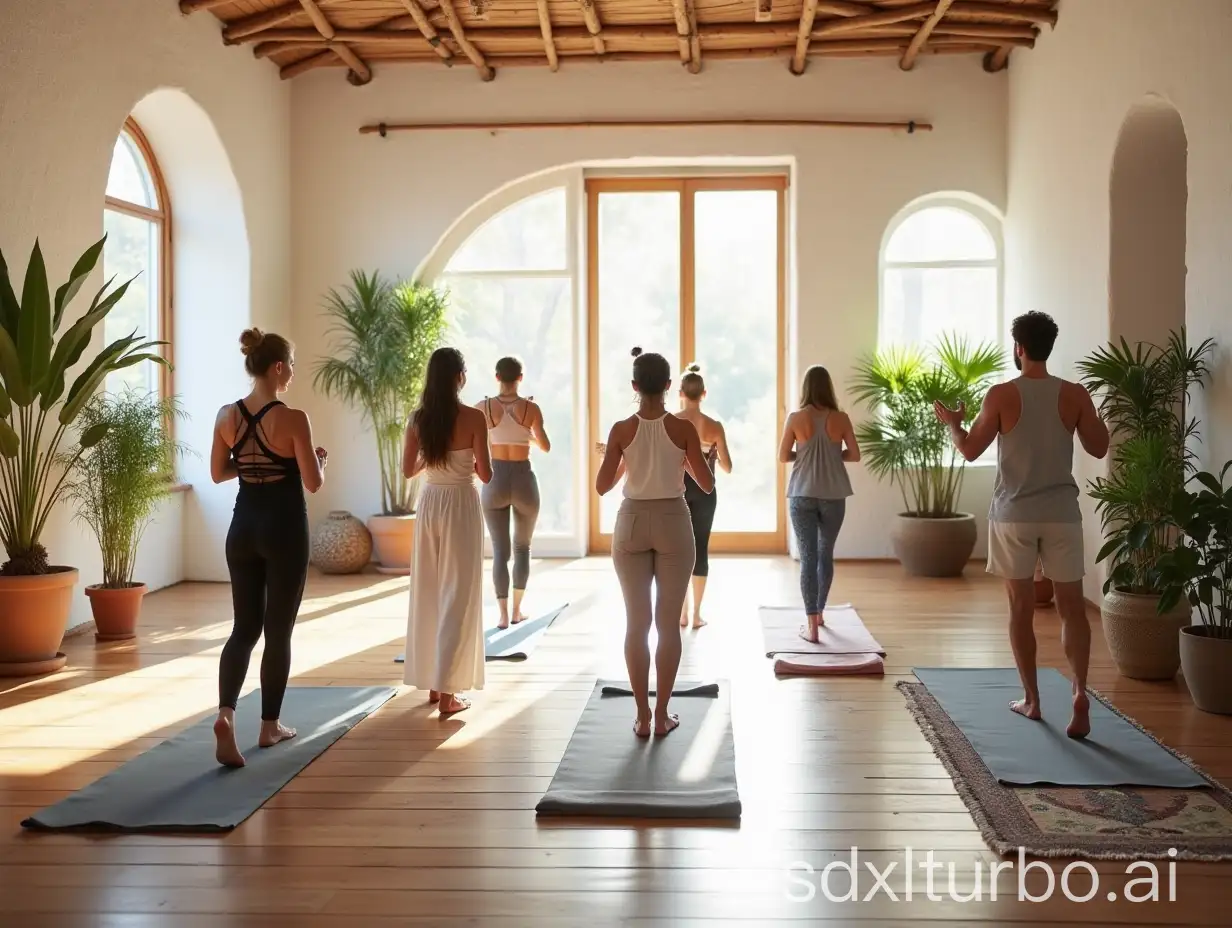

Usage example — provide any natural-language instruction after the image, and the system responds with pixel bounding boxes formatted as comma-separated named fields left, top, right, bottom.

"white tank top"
left=622, top=414, right=685, bottom=500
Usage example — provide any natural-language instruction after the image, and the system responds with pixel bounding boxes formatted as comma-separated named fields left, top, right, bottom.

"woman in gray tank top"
left=779, top=366, right=860, bottom=643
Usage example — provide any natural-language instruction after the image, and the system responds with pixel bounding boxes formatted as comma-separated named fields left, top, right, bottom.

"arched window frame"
left=104, top=116, right=173, bottom=401
left=878, top=194, right=1004, bottom=349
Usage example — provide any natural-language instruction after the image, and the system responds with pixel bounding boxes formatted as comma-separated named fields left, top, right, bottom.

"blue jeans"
left=788, top=497, right=847, bottom=614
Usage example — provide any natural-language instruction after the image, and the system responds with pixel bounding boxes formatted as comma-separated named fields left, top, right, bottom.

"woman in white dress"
left=402, top=347, right=492, bottom=716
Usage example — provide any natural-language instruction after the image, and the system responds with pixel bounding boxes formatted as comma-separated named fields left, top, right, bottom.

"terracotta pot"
left=312, top=511, right=373, bottom=574
left=367, top=514, right=416, bottom=575
left=0, top=568, right=78, bottom=676
left=1180, top=625, right=1232, bottom=715
left=889, top=513, right=977, bottom=577
left=1100, top=589, right=1191, bottom=681
left=85, top=583, right=148, bottom=641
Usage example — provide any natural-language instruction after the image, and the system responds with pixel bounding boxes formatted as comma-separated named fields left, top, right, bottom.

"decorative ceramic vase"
left=311, top=511, right=373, bottom=574
left=889, top=513, right=978, bottom=577
left=1101, top=589, right=1191, bottom=681
left=1180, top=625, right=1232, bottom=715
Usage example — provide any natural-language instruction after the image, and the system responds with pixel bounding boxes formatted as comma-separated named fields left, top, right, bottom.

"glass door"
left=586, top=177, right=787, bottom=554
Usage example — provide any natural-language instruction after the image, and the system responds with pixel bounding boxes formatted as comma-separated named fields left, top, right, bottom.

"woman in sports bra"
left=779, top=365, right=860, bottom=644
left=596, top=348, right=713, bottom=738
left=209, top=328, right=327, bottom=768
left=675, top=364, right=732, bottom=630
left=476, top=357, right=550, bottom=628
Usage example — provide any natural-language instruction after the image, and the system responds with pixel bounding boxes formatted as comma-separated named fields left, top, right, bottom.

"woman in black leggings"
left=209, top=328, right=327, bottom=768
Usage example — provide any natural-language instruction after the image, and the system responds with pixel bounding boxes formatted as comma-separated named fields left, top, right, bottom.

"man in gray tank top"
left=934, top=312, right=1109, bottom=739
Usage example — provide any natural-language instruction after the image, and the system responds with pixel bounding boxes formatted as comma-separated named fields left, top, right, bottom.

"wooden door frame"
left=585, top=175, right=788, bottom=555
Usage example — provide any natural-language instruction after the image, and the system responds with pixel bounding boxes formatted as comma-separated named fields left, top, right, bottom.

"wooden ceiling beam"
left=297, top=0, right=335, bottom=39
left=790, top=0, right=820, bottom=75
left=396, top=0, right=455, bottom=65
left=817, top=0, right=877, bottom=14
left=901, top=0, right=954, bottom=70
left=685, top=0, right=701, bottom=72
left=295, top=0, right=373, bottom=85
left=223, top=0, right=349, bottom=42
left=179, top=0, right=237, bottom=12
left=577, top=0, right=606, bottom=56
left=437, top=0, right=495, bottom=80
left=669, top=0, right=692, bottom=67
left=948, top=1, right=1057, bottom=26
left=535, top=0, right=560, bottom=71
left=983, top=44, right=1012, bottom=71
left=814, top=2, right=935, bottom=37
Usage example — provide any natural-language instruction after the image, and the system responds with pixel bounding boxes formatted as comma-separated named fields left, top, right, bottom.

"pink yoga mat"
left=773, top=652, right=885, bottom=676
left=758, top=604, right=886, bottom=657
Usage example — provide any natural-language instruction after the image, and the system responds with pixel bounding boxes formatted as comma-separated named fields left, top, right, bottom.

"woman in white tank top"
left=596, top=348, right=714, bottom=738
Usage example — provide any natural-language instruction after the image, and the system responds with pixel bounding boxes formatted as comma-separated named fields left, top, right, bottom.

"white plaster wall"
left=290, top=55, right=1008, bottom=559
left=1005, top=0, right=1232, bottom=600
left=0, top=0, right=291, bottom=626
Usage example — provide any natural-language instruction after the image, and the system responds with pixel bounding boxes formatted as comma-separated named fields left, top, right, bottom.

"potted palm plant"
left=1155, top=464, right=1232, bottom=713
left=1079, top=329, right=1214, bottom=680
left=0, top=237, right=167, bottom=675
left=65, top=390, right=188, bottom=640
left=850, top=335, right=1005, bottom=576
left=314, top=270, right=447, bottom=573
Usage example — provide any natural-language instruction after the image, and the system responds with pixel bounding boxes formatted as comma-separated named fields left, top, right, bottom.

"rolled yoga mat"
left=913, top=667, right=1207, bottom=788
left=759, top=604, right=886, bottom=657
left=395, top=604, right=567, bottom=664
left=535, top=679, right=741, bottom=819
left=773, top=652, right=885, bottom=676
left=21, top=686, right=397, bottom=833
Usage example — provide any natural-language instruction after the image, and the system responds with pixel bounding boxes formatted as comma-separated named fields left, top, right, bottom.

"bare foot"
left=799, top=617, right=820, bottom=644
left=438, top=694, right=471, bottom=716
left=1010, top=698, right=1042, bottom=721
left=1067, top=690, right=1091, bottom=739
left=691, top=614, right=707, bottom=630
left=258, top=721, right=297, bottom=748
left=428, top=690, right=441, bottom=704
left=497, top=619, right=510, bottom=630
left=634, top=712, right=652, bottom=739
left=511, top=612, right=526, bottom=625
left=213, top=714, right=245, bottom=768
left=654, top=712, right=681, bottom=737
left=680, top=610, right=689, bottom=629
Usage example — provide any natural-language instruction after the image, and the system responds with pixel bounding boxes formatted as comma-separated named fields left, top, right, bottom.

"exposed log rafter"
left=535, top=0, right=559, bottom=71
left=684, top=0, right=701, bottom=73
left=790, top=0, right=820, bottom=75
left=577, top=0, right=606, bottom=56
left=902, top=0, right=955, bottom=70
left=437, top=0, right=495, bottom=81
left=296, top=0, right=372, bottom=85
left=669, top=0, right=692, bottom=67
left=396, top=0, right=455, bottom=65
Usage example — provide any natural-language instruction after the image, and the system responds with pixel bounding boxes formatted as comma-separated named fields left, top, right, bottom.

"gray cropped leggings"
left=788, top=497, right=847, bottom=614
left=481, top=460, right=540, bottom=598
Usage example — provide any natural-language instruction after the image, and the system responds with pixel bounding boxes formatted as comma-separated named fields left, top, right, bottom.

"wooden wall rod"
left=359, top=117, right=932, bottom=135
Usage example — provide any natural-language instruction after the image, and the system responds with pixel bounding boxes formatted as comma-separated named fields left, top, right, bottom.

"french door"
left=586, top=176, right=787, bottom=554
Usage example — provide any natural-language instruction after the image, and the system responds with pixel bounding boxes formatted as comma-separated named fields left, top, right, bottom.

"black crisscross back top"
left=229, top=399, right=300, bottom=486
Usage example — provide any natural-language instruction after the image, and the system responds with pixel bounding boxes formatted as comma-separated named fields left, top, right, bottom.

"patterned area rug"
left=898, top=681, right=1232, bottom=861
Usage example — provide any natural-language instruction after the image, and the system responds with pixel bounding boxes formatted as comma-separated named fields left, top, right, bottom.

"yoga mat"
left=21, top=686, right=397, bottom=833
left=913, top=667, right=1207, bottom=788
left=773, top=653, right=885, bottom=676
left=759, top=604, right=885, bottom=656
left=395, top=604, right=567, bottom=664
left=536, top=680, right=741, bottom=819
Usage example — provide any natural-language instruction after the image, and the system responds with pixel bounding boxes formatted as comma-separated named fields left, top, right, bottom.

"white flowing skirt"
left=404, top=481, right=485, bottom=693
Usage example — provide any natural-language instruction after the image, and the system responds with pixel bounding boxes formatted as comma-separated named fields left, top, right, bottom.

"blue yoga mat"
left=913, top=667, right=1207, bottom=788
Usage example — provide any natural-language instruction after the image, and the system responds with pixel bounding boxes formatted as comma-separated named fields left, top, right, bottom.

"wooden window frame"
left=104, top=116, right=174, bottom=404
left=585, top=175, right=788, bottom=555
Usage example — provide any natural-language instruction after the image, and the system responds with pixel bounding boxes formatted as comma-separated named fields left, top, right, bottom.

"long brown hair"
left=413, top=347, right=466, bottom=467
left=799, top=365, right=840, bottom=411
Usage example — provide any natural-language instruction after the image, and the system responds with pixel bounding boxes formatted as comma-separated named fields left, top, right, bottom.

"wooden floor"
left=1, top=558, right=1230, bottom=926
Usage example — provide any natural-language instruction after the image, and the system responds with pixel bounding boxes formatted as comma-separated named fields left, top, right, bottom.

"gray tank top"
left=786, top=410, right=853, bottom=500
left=989, top=376, right=1080, bottom=523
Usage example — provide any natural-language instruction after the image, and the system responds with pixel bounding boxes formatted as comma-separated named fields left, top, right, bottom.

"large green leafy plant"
left=64, top=390, right=189, bottom=589
left=314, top=270, right=448, bottom=516
left=849, top=335, right=1005, bottom=518
left=0, top=238, right=167, bottom=575
left=1078, top=329, right=1214, bottom=595
left=1155, top=464, right=1232, bottom=639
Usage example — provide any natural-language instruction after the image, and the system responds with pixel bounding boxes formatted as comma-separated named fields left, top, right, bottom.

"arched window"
left=435, top=185, right=576, bottom=544
left=104, top=118, right=170, bottom=397
left=879, top=200, right=1001, bottom=350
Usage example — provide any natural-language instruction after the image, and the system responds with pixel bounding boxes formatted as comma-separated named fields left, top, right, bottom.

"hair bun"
left=630, top=346, right=643, bottom=358
left=686, top=363, right=701, bottom=373
left=239, top=327, right=265, bottom=356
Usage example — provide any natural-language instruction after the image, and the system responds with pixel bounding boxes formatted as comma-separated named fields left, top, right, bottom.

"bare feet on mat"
left=691, top=616, right=707, bottom=630
left=438, top=694, right=471, bottom=716
left=799, top=614, right=821, bottom=644
left=497, top=619, right=509, bottom=630
left=1009, top=698, right=1042, bottom=721
left=1067, top=690, right=1091, bottom=739
left=428, top=690, right=441, bottom=704
left=213, top=714, right=245, bottom=768
left=634, top=711, right=652, bottom=739
left=258, top=720, right=297, bottom=748
left=511, top=611, right=527, bottom=625
left=654, top=712, right=680, bottom=737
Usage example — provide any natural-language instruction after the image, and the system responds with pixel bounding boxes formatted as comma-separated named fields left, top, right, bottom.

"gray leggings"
left=481, top=460, right=540, bottom=598
left=788, top=497, right=846, bottom=614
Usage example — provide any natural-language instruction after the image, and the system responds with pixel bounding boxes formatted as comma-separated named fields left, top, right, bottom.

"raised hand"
left=315, top=447, right=329, bottom=467
left=933, top=400, right=966, bottom=427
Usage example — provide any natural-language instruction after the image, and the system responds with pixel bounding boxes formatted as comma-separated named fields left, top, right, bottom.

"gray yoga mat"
left=21, top=686, right=397, bottom=833
left=914, top=667, right=1207, bottom=788
left=535, top=679, right=741, bottom=819
left=395, top=604, right=567, bottom=663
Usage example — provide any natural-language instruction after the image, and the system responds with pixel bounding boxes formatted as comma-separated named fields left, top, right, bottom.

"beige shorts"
left=987, top=521, right=1084, bottom=584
